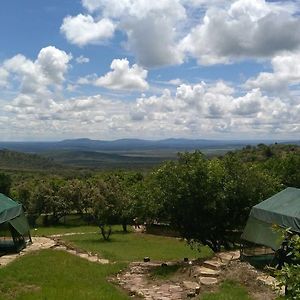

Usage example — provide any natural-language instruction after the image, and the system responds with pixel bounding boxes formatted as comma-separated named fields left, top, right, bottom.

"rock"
left=199, top=277, right=218, bottom=285
left=203, top=260, right=224, bottom=270
left=187, top=291, right=196, bottom=297
left=183, top=281, right=200, bottom=290
left=217, top=251, right=240, bottom=262
left=195, top=266, right=221, bottom=277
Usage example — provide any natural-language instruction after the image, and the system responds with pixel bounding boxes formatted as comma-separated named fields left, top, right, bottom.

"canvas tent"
left=242, top=187, right=300, bottom=251
left=0, top=193, right=31, bottom=252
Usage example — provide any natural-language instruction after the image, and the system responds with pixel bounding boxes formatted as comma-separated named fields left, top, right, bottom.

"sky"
left=0, top=0, right=300, bottom=141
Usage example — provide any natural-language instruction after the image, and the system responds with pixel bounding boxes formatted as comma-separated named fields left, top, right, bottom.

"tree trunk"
left=122, top=223, right=128, bottom=233
left=99, top=225, right=112, bottom=241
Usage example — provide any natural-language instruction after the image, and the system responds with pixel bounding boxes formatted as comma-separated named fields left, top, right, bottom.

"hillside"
left=0, top=149, right=61, bottom=171
left=41, top=150, right=172, bottom=169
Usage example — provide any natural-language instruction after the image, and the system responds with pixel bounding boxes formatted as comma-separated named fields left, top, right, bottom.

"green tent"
left=0, top=193, right=31, bottom=252
left=242, top=187, right=300, bottom=250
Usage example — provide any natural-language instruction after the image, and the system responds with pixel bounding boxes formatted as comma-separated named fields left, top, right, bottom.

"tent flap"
left=9, top=213, right=30, bottom=236
left=241, top=216, right=283, bottom=250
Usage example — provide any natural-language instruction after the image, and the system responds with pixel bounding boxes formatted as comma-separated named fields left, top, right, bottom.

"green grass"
left=32, top=225, right=99, bottom=237
left=62, top=229, right=213, bottom=262
left=200, top=281, right=251, bottom=300
left=0, top=250, right=129, bottom=300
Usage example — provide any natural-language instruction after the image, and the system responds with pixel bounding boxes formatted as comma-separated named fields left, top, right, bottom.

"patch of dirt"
left=0, top=281, right=40, bottom=299
left=220, top=260, right=277, bottom=300
left=114, top=255, right=279, bottom=300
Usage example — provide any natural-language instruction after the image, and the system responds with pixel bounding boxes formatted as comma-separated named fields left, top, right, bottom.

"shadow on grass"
left=149, top=264, right=181, bottom=279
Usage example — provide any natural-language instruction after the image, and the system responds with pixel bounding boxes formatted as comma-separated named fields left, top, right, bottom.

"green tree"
left=0, top=173, right=12, bottom=195
left=274, top=230, right=300, bottom=299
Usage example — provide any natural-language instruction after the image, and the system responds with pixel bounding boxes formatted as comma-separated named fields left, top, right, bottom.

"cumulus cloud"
left=181, top=0, right=300, bottom=64
left=91, top=58, right=149, bottom=91
left=62, top=0, right=186, bottom=67
left=1, top=46, right=71, bottom=106
left=59, top=0, right=300, bottom=67
left=0, top=68, right=9, bottom=87
left=76, top=55, right=90, bottom=64
left=245, top=51, right=300, bottom=93
left=60, top=14, right=115, bottom=46
left=2, top=77, right=299, bottom=139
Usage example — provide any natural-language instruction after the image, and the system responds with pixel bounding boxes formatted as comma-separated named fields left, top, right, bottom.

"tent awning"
left=242, top=187, right=300, bottom=249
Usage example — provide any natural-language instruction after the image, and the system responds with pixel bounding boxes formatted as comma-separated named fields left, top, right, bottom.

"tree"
left=89, top=179, right=121, bottom=240
left=0, top=173, right=12, bottom=195
left=142, top=151, right=280, bottom=252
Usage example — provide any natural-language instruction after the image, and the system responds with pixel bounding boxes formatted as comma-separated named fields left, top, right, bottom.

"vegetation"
left=200, top=280, right=251, bottom=300
left=1, top=143, right=299, bottom=299
left=3, top=143, right=298, bottom=250
left=0, top=250, right=129, bottom=300
left=273, top=230, right=300, bottom=299
left=62, top=227, right=212, bottom=262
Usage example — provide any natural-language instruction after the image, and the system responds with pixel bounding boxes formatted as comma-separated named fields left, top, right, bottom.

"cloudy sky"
left=0, top=0, right=300, bottom=141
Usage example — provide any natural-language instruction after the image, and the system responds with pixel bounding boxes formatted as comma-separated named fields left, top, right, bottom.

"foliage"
left=141, top=151, right=280, bottom=251
left=273, top=230, right=300, bottom=299
left=0, top=172, right=11, bottom=195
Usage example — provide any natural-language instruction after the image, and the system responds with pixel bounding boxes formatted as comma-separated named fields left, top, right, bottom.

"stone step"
left=199, top=277, right=218, bottom=286
left=195, top=266, right=220, bottom=277
left=202, top=260, right=224, bottom=270
left=216, top=251, right=240, bottom=263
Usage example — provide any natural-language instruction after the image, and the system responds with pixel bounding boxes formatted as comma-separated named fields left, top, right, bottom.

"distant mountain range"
left=0, top=138, right=298, bottom=153
left=0, top=138, right=298, bottom=171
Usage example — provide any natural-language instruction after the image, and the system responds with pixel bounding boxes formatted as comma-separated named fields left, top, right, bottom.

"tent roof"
left=0, top=193, right=23, bottom=225
left=250, top=187, right=300, bottom=233
left=242, top=187, right=300, bottom=250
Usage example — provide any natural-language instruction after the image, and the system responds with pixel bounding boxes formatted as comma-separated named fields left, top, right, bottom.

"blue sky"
left=0, top=0, right=299, bottom=141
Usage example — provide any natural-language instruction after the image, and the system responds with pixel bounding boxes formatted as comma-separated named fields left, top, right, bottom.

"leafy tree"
left=0, top=172, right=12, bottom=195
left=273, top=230, right=300, bottom=299
left=142, top=152, right=280, bottom=252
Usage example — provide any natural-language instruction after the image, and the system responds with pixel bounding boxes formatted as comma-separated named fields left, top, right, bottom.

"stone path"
left=114, top=251, right=241, bottom=299
left=114, top=261, right=186, bottom=299
left=0, top=235, right=109, bottom=267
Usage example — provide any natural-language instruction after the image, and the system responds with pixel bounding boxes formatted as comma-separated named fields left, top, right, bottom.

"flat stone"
left=183, top=281, right=200, bottom=290
left=199, top=277, right=218, bottom=285
left=203, top=260, right=223, bottom=270
left=195, top=266, right=220, bottom=277
left=217, top=251, right=240, bottom=262
left=78, top=253, right=89, bottom=259
left=98, top=258, right=109, bottom=264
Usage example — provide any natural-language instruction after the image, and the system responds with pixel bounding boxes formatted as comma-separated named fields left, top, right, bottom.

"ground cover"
left=0, top=250, right=129, bottom=300
left=61, top=228, right=213, bottom=262
left=32, top=225, right=98, bottom=237
left=200, top=280, right=251, bottom=300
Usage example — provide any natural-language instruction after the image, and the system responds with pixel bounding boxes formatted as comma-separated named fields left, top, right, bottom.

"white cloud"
left=245, top=51, right=300, bottom=93
left=94, top=58, right=149, bottom=91
left=59, top=0, right=300, bottom=67
left=1, top=46, right=71, bottom=106
left=2, top=78, right=299, bottom=139
left=62, top=0, right=186, bottom=67
left=180, top=0, right=300, bottom=64
left=60, top=14, right=115, bottom=46
left=76, top=55, right=90, bottom=64
left=0, top=68, right=9, bottom=87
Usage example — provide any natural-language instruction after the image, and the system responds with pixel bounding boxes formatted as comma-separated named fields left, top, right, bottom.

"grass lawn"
left=200, top=280, right=251, bottom=300
left=62, top=228, right=213, bottom=262
left=0, top=250, right=129, bottom=300
left=32, top=225, right=99, bottom=237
